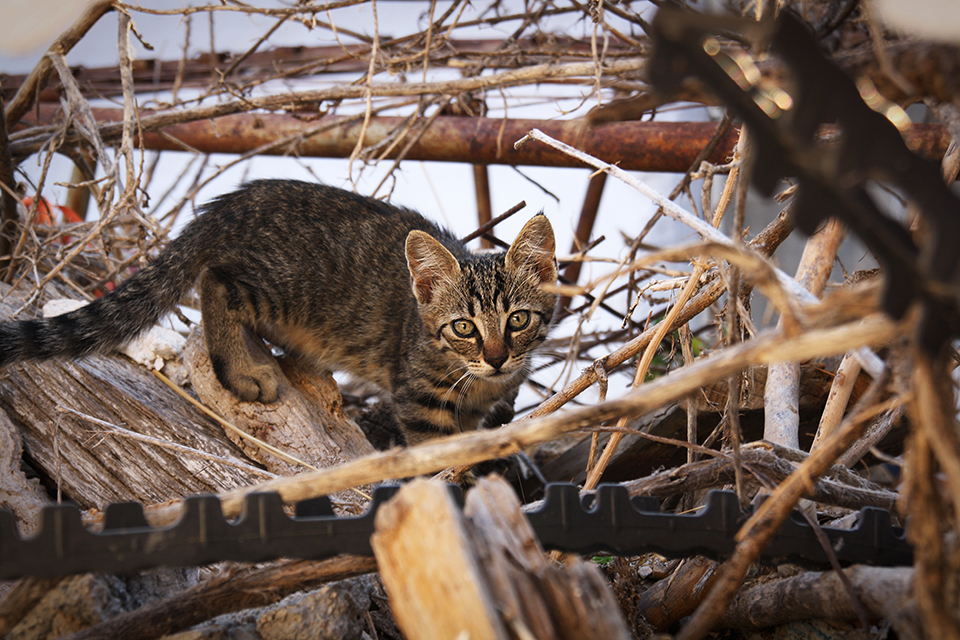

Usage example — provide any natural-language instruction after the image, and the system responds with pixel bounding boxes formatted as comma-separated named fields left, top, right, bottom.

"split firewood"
left=371, top=476, right=632, bottom=640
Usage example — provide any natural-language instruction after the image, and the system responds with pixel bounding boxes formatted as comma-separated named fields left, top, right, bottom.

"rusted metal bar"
left=17, top=104, right=951, bottom=172
left=472, top=165, right=493, bottom=249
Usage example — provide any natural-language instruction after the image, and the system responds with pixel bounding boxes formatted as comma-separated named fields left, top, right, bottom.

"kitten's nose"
left=484, top=345, right=508, bottom=371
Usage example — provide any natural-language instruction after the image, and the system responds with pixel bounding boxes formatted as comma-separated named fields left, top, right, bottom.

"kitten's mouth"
left=485, top=368, right=518, bottom=381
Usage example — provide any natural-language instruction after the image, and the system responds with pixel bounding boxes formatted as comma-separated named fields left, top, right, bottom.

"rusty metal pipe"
left=18, top=105, right=950, bottom=173
left=472, top=165, right=493, bottom=248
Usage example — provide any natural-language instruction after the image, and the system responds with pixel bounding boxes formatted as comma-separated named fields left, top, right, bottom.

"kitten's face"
left=406, top=215, right=558, bottom=383
left=436, top=261, right=555, bottom=381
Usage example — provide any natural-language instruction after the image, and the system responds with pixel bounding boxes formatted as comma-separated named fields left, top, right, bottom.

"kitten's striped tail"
left=0, top=236, right=203, bottom=368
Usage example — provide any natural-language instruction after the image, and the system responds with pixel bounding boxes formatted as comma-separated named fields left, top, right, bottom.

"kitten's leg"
left=199, top=271, right=279, bottom=402
left=482, top=386, right=519, bottom=429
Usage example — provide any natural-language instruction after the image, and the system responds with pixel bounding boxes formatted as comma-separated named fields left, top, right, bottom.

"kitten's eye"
left=451, top=319, right=477, bottom=338
left=507, top=310, right=531, bottom=331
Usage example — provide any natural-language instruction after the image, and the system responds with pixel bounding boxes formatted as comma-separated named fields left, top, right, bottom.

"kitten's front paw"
left=225, top=365, right=279, bottom=403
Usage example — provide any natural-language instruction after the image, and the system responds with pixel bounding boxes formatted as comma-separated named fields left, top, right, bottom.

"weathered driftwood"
left=0, top=352, right=265, bottom=508
left=371, top=476, right=631, bottom=640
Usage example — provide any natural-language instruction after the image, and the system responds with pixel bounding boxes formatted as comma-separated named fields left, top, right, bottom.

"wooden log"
left=0, top=280, right=378, bottom=516
left=0, top=289, right=263, bottom=508
left=63, top=556, right=378, bottom=640
left=717, top=566, right=918, bottom=634
left=371, top=479, right=508, bottom=640
left=636, top=556, right=721, bottom=631
left=371, top=476, right=631, bottom=640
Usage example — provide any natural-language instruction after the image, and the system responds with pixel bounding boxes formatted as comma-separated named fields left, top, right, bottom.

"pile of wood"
left=0, top=277, right=925, bottom=639
left=1, top=1, right=959, bottom=639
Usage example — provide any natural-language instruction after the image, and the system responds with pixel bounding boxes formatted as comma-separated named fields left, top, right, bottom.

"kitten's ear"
left=506, top=214, right=557, bottom=285
left=406, top=231, right=461, bottom=305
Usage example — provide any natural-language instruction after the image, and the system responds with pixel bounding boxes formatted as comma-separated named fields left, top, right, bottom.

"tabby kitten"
left=0, top=180, right=558, bottom=445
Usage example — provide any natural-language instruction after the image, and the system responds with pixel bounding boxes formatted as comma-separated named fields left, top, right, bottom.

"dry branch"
left=4, top=1, right=114, bottom=130
left=905, top=351, right=960, bottom=640
left=623, top=443, right=899, bottom=512
left=764, top=219, right=846, bottom=449
left=529, top=206, right=796, bottom=423
left=141, top=313, right=901, bottom=528
left=10, top=58, right=646, bottom=159
left=812, top=351, right=864, bottom=452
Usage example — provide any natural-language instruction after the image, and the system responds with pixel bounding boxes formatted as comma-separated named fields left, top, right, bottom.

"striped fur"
left=0, top=180, right=558, bottom=444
